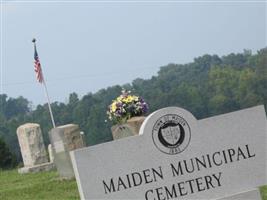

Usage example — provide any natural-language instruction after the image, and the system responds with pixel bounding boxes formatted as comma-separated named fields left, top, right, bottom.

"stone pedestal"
left=49, top=124, right=85, bottom=179
left=111, top=116, right=145, bottom=140
left=17, top=123, right=54, bottom=174
left=18, top=162, right=55, bottom=174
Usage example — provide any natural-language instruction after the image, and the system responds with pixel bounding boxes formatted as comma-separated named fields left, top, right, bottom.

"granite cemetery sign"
left=70, top=106, right=267, bottom=200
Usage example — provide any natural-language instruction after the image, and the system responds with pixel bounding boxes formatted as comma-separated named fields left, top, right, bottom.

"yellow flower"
left=126, top=96, right=133, bottom=103
left=133, top=95, right=138, bottom=101
left=117, top=96, right=123, bottom=101
left=111, top=102, right=117, bottom=112
left=122, top=95, right=137, bottom=103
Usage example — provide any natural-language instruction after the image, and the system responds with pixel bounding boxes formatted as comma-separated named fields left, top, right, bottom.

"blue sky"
left=1, top=1, right=266, bottom=105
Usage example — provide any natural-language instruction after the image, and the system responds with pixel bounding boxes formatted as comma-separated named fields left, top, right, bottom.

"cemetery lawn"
left=262, top=186, right=267, bottom=200
left=0, top=169, right=79, bottom=200
left=0, top=170, right=266, bottom=200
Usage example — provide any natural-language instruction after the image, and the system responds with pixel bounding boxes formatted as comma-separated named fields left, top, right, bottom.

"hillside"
left=0, top=48, right=266, bottom=162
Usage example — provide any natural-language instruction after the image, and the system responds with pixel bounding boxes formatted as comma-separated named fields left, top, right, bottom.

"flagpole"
left=32, top=38, right=56, bottom=128
left=42, top=79, right=56, bottom=128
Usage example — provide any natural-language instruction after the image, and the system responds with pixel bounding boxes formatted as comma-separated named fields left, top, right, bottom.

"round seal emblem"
left=152, top=114, right=191, bottom=155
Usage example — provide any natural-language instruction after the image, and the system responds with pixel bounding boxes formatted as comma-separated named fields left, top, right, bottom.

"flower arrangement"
left=107, top=90, right=149, bottom=124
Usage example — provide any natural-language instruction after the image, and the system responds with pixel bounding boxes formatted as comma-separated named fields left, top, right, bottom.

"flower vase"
left=111, top=116, right=146, bottom=140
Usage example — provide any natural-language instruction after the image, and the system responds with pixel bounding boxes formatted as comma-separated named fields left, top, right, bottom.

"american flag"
left=33, top=42, right=44, bottom=83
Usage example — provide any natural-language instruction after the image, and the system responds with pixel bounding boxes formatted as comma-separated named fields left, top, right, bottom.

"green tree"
left=0, top=48, right=266, bottom=162
left=0, top=137, right=16, bottom=169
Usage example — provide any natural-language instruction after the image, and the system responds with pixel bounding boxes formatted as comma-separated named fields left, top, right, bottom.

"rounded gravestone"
left=17, top=123, right=48, bottom=167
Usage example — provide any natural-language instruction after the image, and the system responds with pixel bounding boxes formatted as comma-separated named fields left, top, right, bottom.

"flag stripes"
left=33, top=43, right=44, bottom=83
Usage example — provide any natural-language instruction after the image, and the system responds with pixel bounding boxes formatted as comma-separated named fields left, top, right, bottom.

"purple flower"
left=107, top=91, right=149, bottom=124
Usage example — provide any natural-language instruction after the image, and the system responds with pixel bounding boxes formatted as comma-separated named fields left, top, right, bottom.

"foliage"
left=0, top=137, right=16, bottom=169
left=0, top=48, right=266, bottom=164
left=107, top=90, right=149, bottom=124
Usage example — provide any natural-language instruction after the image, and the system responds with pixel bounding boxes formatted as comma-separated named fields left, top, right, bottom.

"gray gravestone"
left=49, top=124, right=85, bottom=179
left=71, top=106, right=267, bottom=200
left=17, top=123, right=54, bottom=173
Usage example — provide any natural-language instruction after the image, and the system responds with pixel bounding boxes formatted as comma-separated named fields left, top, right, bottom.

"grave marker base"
left=18, top=162, right=55, bottom=174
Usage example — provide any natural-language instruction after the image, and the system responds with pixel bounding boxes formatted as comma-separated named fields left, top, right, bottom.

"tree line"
left=0, top=48, right=266, bottom=168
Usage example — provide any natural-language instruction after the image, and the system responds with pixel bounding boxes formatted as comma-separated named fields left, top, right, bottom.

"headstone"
left=48, top=144, right=54, bottom=163
left=111, top=116, right=145, bottom=140
left=17, top=123, right=54, bottom=173
left=111, top=124, right=134, bottom=140
left=127, top=116, right=146, bottom=135
left=70, top=106, right=267, bottom=200
left=49, top=124, right=85, bottom=179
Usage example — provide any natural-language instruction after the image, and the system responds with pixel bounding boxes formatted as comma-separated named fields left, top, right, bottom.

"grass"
left=0, top=169, right=79, bottom=200
left=0, top=169, right=266, bottom=200
left=261, top=186, right=267, bottom=200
